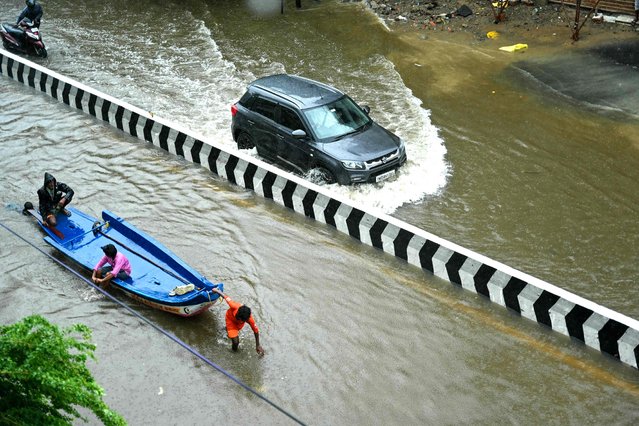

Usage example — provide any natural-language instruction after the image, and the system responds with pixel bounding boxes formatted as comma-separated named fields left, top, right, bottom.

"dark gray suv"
left=231, top=74, right=407, bottom=185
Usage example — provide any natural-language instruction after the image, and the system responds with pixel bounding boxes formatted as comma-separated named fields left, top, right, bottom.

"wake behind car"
left=231, top=74, right=407, bottom=185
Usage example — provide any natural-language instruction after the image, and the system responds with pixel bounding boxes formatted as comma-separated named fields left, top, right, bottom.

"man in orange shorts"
left=212, top=288, right=264, bottom=356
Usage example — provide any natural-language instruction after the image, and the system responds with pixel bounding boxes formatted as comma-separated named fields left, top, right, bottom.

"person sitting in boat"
left=211, top=288, right=264, bottom=356
left=17, top=0, right=43, bottom=27
left=37, top=172, right=74, bottom=228
left=92, top=244, right=132, bottom=288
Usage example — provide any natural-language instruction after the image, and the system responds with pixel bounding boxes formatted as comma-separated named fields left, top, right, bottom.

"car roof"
left=249, top=74, right=344, bottom=109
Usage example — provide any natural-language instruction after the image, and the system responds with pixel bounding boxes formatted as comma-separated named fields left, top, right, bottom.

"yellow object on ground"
left=492, top=1, right=509, bottom=7
left=499, top=43, right=528, bottom=52
left=487, top=31, right=499, bottom=39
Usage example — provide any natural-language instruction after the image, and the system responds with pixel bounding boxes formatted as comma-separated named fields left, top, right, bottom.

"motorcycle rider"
left=16, top=0, right=42, bottom=28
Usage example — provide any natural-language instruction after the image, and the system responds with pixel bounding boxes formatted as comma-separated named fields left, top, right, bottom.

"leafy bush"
left=0, top=315, right=126, bottom=425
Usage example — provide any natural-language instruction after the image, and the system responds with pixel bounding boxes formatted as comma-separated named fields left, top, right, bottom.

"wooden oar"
left=23, top=204, right=65, bottom=239
left=46, top=223, right=65, bottom=240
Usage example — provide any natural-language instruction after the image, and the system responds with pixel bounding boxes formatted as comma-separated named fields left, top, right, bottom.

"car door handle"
left=247, top=120, right=255, bottom=125
left=277, top=135, right=285, bottom=140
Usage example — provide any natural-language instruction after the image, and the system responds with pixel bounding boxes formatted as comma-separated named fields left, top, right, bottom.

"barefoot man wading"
left=212, top=288, right=265, bottom=356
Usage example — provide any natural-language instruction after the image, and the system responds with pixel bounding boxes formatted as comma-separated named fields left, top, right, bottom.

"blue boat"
left=26, top=205, right=223, bottom=317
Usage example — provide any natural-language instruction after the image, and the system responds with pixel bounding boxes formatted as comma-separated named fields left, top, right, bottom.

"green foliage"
left=0, top=315, right=126, bottom=426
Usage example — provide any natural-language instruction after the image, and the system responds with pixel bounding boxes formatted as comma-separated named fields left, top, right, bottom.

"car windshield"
left=302, top=96, right=371, bottom=140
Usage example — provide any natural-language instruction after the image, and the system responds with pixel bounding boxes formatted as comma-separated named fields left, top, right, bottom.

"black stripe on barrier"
left=262, top=172, right=277, bottom=200
left=324, top=199, right=341, bottom=228
left=39, top=70, right=47, bottom=92
left=6, top=57, right=14, bottom=78
left=50, top=77, right=59, bottom=99
left=346, top=208, right=365, bottom=241
left=224, top=154, right=239, bottom=184
left=599, top=320, right=629, bottom=358
left=17, top=62, right=24, bottom=83
left=159, top=125, right=170, bottom=151
left=88, top=93, right=97, bottom=117
left=75, top=88, right=85, bottom=110
left=474, top=264, right=496, bottom=297
left=27, top=67, right=36, bottom=88
left=419, top=240, right=440, bottom=273
left=243, top=163, right=258, bottom=191
left=129, top=112, right=139, bottom=137
left=393, top=229, right=414, bottom=261
left=62, top=82, right=71, bottom=105
left=302, top=190, right=318, bottom=219
left=369, top=219, right=388, bottom=250
left=503, top=278, right=528, bottom=313
left=175, top=132, right=186, bottom=158
left=101, top=99, right=111, bottom=123
left=207, top=146, right=222, bottom=175
left=446, top=253, right=468, bottom=286
left=282, top=180, right=297, bottom=209
left=143, top=118, right=155, bottom=142
left=0, top=53, right=4, bottom=74
left=190, top=139, right=203, bottom=164
left=533, top=291, right=560, bottom=327
left=565, top=305, right=594, bottom=342
left=115, top=106, right=125, bottom=131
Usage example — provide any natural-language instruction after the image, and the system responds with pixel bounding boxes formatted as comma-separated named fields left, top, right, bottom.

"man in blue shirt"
left=17, top=0, right=43, bottom=27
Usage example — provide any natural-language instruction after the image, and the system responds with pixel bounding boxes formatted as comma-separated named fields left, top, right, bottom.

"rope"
left=0, top=219, right=306, bottom=426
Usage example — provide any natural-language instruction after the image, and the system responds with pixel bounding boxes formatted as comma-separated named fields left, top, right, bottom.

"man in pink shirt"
left=91, top=244, right=132, bottom=288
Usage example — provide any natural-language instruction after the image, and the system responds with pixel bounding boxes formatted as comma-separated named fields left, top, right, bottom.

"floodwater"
left=1, top=0, right=638, bottom=424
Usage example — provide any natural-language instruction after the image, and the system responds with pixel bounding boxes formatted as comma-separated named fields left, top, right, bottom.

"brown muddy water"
left=1, top=0, right=638, bottom=424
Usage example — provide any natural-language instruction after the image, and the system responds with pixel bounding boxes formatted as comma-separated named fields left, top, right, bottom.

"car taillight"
left=231, top=104, right=238, bottom=117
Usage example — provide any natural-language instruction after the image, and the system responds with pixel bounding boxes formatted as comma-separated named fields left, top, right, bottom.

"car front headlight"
left=341, top=160, right=366, bottom=170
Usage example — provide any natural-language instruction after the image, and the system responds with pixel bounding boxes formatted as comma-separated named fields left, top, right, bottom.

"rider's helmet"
left=26, top=0, right=35, bottom=8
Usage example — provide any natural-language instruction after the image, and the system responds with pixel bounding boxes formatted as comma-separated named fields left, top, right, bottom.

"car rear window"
left=251, top=97, right=277, bottom=121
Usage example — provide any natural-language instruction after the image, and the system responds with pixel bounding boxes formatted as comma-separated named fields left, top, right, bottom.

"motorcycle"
left=0, top=17, right=47, bottom=58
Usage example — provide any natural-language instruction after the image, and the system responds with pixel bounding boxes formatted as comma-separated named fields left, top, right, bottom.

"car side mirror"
left=361, top=105, right=370, bottom=115
left=292, top=129, right=307, bottom=138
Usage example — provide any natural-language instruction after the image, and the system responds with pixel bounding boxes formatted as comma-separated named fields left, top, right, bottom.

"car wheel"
left=236, top=131, right=254, bottom=150
left=308, top=166, right=337, bottom=185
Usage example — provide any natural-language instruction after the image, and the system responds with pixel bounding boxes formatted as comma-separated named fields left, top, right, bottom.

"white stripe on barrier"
left=381, top=224, right=401, bottom=257
left=432, top=246, right=455, bottom=282
left=619, top=329, right=639, bottom=368
left=459, top=258, right=483, bottom=293
left=583, top=313, right=608, bottom=350
left=334, top=203, right=352, bottom=235
left=487, top=270, right=511, bottom=307
left=291, top=185, right=309, bottom=216
left=406, top=234, right=426, bottom=269
left=358, top=213, right=378, bottom=247
left=549, top=298, right=575, bottom=337
left=518, top=285, right=544, bottom=322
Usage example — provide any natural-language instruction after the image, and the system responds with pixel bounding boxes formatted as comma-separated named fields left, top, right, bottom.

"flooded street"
left=1, top=0, right=638, bottom=424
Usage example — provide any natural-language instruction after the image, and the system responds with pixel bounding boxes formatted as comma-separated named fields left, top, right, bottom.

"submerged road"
left=1, top=0, right=638, bottom=424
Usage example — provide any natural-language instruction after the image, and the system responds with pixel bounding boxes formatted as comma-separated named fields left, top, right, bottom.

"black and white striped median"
left=2, top=49, right=638, bottom=370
